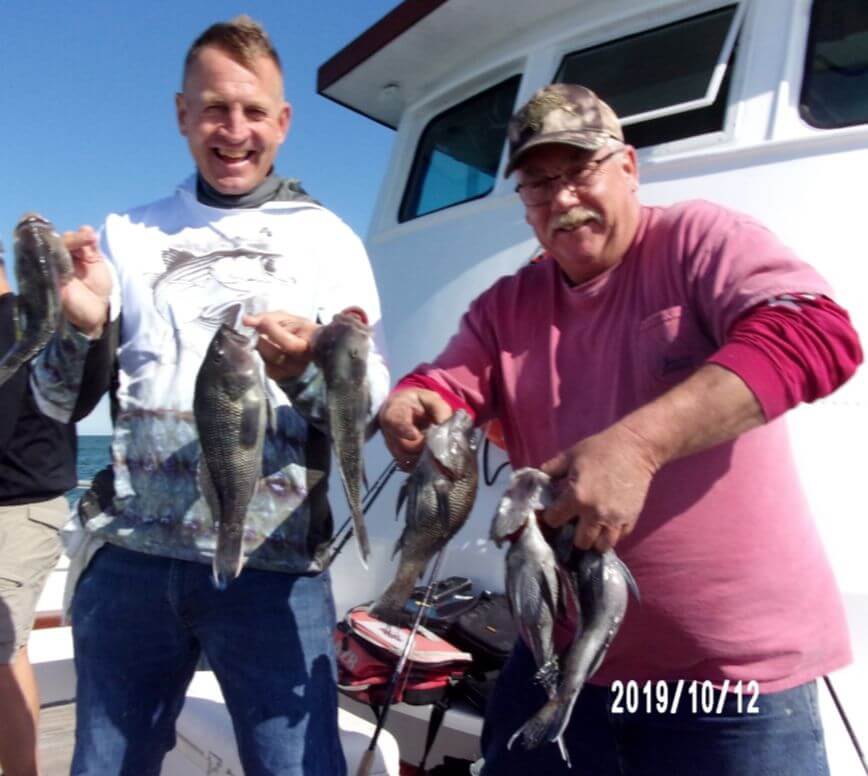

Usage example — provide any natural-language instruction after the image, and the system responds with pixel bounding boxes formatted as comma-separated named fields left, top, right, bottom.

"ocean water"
left=75, top=434, right=112, bottom=492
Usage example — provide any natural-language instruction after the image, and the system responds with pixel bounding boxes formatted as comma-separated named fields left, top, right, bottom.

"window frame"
left=554, top=3, right=746, bottom=129
left=397, top=74, right=522, bottom=223
left=798, top=0, right=868, bottom=130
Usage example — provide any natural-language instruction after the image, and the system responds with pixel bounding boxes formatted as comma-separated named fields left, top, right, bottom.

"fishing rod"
left=356, top=545, right=448, bottom=776
left=823, top=675, right=868, bottom=775
left=325, top=459, right=398, bottom=568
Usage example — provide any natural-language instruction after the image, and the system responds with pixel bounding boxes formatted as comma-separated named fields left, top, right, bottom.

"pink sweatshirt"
left=404, top=200, right=855, bottom=692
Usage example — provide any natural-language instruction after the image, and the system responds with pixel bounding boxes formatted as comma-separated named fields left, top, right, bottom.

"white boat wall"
left=317, top=0, right=868, bottom=771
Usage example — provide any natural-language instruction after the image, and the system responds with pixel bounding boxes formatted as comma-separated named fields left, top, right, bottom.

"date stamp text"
left=610, top=679, right=760, bottom=715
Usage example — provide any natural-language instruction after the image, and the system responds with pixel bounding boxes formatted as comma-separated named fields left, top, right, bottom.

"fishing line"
left=482, top=436, right=510, bottom=486
left=823, top=675, right=868, bottom=774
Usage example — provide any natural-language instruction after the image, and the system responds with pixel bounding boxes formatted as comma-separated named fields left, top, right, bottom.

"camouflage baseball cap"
left=505, top=84, right=624, bottom=175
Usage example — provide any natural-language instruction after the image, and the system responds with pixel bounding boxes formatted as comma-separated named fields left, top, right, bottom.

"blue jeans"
left=480, top=640, right=830, bottom=775
left=70, top=544, right=346, bottom=776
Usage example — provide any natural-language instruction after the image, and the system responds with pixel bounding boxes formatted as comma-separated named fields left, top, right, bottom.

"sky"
left=0, top=0, right=400, bottom=434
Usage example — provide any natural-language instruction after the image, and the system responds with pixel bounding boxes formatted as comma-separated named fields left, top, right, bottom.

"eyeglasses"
left=514, top=147, right=624, bottom=207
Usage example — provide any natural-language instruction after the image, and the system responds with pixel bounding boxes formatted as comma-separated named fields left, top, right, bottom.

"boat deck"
left=37, top=702, right=75, bottom=776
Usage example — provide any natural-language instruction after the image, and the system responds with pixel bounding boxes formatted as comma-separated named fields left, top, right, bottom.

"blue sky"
left=1, top=1, right=399, bottom=434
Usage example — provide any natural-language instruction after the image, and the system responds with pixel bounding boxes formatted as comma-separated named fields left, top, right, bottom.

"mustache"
left=549, top=207, right=603, bottom=233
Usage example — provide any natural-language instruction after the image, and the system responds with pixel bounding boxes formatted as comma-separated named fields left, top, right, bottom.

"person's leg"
left=70, top=545, right=200, bottom=776
left=0, top=498, right=66, bottom=776
left=613, top=680, right=830, bottom=776
left=188, top=565, right=346, bottom=776
left=0, top=648, right=40, bottom=776
left=479, top=639, right=621, bottom=775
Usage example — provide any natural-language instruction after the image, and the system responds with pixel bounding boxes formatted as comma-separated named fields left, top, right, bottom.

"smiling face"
left=176, top=45, right=291, bottom=195
left=518, top=143, right=641, bottom=285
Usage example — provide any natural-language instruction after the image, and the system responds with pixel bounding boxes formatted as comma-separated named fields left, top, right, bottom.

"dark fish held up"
left=312, top=311, right=373, bottom=566
left=492, top=467, right=576, bottom=765
left=371, top=409, right=479, bottom=624
left=0, top=213, right=74, bottom=387
left=194, top=324, right=267, bottom=589
left=509, top=543, right=639, bottom=759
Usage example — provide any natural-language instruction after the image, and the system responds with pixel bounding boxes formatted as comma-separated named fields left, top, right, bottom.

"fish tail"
left=507, top=695, right=575, bottom=756
left=556, top=734, right=571, bottom=767
left=352, top=506, right=371, bottom=567
left=212, top=530, right=244, bottom=591
left=370, top=562, right=420, bottom=624
left=335, top=443, right=370, bottom=565
left=614, top=556, right=641, bottom=602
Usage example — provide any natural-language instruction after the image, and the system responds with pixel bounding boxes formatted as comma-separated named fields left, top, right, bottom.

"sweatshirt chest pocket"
left=637, top=305, right=713, bottom=390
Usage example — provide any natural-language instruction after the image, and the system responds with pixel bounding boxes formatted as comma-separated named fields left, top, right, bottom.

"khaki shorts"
left=0, top=496, right=68, bottom=663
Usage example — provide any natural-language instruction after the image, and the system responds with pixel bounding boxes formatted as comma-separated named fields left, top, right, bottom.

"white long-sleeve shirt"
left=33, top=176, right=390, bottom=573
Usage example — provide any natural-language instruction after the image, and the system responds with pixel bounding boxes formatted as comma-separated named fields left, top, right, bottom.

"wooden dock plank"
left=37, top=702, right=75, bottom=776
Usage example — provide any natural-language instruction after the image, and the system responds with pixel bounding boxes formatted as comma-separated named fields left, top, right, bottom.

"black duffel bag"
left=446, top=590, right=517, bottom=672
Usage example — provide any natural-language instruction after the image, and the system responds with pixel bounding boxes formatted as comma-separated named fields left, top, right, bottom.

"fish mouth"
left=217, top=324, right=253, bottom=348
left=15, top=213, right=51, bottom=230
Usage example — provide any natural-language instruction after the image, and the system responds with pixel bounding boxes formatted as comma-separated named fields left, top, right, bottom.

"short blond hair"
left=182, top=15, right=281, bottom=86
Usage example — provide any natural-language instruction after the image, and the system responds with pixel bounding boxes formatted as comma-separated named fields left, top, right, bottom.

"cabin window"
left=399, top=75, right=521, bottom=222
left=555, top=5, right=744, bottom=149
left=800, top=0, right=868, bottom=128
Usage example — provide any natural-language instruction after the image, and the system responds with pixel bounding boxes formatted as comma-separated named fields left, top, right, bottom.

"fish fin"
left=212, top=529, right=244, bottom=591
left=333, top=459, right=370, bottom=567
left=306, top=467, right=326, bottom=491
left=197, top=456, right=220, bottom=523
left=13, top=296, right=24, bottom=340
left=537, top=479, right=554, bottom=511
left=395, top=481, right=408, bottom=519
left=364, top=410, right=379, bottom=441
left=353, top=514, right=371, bottom=569
left=434, top=480, right=450, bottom=529
left=518, top=693, right=579, bottom=757
left=239, top=392, right=265, bottom=449
left=507, top=699, right=561, bottom=752
left=555, top=563, right=578, bottom=619
left=613, top=555, right=640, bottom=602
left=391, top=526, right=406, bottom=560
left=266, top=395, right=278, bottom=434
left=556, top=735, right=571, bottom=768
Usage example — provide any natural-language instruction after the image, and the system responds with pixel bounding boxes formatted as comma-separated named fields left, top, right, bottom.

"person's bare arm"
left=542, top=363, right=764, bottom=551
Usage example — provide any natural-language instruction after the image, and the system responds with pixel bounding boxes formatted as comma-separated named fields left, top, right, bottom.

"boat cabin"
left=318, top=0, right=868, bottom=770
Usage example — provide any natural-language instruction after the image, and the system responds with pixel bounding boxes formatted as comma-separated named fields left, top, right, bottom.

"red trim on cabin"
left=317, top=0, right=450, bottom=94
left=33, top=610, right=63, bottom=630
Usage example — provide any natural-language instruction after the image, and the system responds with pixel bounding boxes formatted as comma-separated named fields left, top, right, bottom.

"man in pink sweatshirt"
left=378, top=84, right=862, bottom=775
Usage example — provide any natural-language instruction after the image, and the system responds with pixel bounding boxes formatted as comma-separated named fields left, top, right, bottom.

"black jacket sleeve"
left=70, top=316, right=119, bottom=422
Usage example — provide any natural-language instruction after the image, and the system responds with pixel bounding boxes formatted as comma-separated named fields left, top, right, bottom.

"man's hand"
left=243, top=312, right=319, bottom=381
left=378, top=388, right=453, bottom=470
left=61, top=226, right=112, bottom=338
left=540, top=423, right=660, bottom=552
